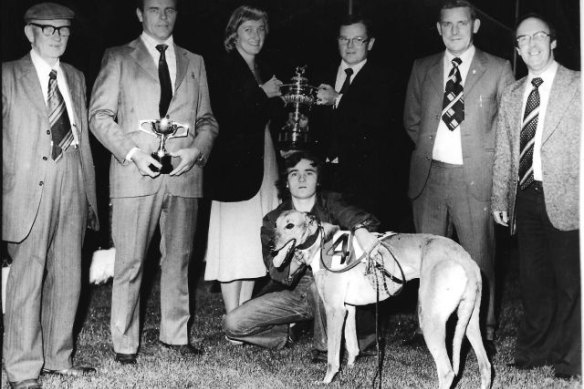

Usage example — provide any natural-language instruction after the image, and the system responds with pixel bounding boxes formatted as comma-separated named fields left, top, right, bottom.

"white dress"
left=204, top=127, right=279, bottom=282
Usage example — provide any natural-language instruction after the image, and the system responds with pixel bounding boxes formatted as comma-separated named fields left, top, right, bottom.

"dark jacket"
left=260, top=191, right=379, bottom=288
left=205, top=51, right=284, bottom=201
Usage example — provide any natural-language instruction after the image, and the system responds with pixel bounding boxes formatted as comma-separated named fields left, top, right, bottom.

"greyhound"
left=271, top=210, right=491, bottom=389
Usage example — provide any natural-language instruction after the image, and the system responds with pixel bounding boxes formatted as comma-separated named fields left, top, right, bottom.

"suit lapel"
left=427, top=54, right=444, bottom=96
left=62, top=66, right=83, bottom=141
left=129, top=38, right=158, bottom=82
left=542, top=65, right=574, bottom=144
left=174, top=45, right=188, bottom=93
left=19, top=55, right=48, bottom=117
left=464, top=50, right=486, bottom=95
left=509, top=78, right=527, bottom=138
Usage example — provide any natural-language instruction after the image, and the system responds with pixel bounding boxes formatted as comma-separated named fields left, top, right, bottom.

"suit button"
left=42, top=156, right=48, bottom=161
left=46, top=130, right=51, bottom=135
left=39, top=181, right=44, bottom=186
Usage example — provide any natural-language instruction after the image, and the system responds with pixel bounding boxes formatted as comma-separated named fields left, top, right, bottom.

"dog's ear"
left=321, top=222, right=340, bottom=241
left=272, top=240, right=294, bottom=268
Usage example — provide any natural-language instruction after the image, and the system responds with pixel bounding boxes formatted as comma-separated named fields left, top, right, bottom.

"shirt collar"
left=341, top=58, right=367, bottom=75
left=528, top=60, right=558, bottom=85
left=30, top=48, right=61, bottom=75
left=140, top=31, right=174, bottom=52
left=445, top=45, right=475, bottom=67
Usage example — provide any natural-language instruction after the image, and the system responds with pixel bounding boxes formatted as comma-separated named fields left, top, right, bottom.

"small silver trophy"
left=139, top=116, right=189, bottom=174
left=279, top=66, right=318, bottom=150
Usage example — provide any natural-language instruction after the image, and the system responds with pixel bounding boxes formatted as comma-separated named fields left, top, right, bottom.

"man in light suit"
left=492, top=14, right=580, bottom=379
left=89, top=0, right=218, bottom=364
left=2, top=3, right=99, bottom=388
left=403, top=0, right=514, bottom=352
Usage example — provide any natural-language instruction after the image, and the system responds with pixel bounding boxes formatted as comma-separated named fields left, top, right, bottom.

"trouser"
left=223, top=273, right=327, bottom=351
left=110, top=190, right=198, bottom=353
left=515, top=181, right=581, bottom=375
left=4, top=148, right=87, bottom=382
left=412, top=161, right=496, bottom=336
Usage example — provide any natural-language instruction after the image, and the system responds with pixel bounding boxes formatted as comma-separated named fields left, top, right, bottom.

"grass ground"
left=2, top=230, right=582, bottom=389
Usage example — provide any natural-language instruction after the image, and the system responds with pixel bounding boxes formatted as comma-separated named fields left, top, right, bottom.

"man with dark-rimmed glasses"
left=2, top=3, right=99, bottom=388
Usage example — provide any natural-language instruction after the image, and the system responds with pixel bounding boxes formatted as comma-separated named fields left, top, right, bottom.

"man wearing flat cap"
left=90, top=0, right=217, bottom=364
left=2, top=2, right=99, bottom=388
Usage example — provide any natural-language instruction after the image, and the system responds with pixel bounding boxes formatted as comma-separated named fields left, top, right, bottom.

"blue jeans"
left=223, top=272, right=327, bottom=351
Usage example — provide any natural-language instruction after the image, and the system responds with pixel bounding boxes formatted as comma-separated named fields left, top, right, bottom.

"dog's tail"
left=451, top=271, right=477, bottom=375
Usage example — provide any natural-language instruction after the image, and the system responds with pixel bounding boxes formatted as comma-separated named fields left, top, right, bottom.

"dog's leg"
left=464, top=282, right=492, bottom=389
left=323, top=305, right=346, bottom=384
left=344, top=305, right=359, bottom=367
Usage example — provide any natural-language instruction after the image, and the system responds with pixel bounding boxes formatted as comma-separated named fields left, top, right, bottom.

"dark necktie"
left=48, top=69, right=73, bottom=160
left=442, top=57, right=464, bottom=131
left=339, top=67, right=353, bottom=95
left=156, top=44, right=172, bottom=118
left=519, top=77, right=544, bottom=190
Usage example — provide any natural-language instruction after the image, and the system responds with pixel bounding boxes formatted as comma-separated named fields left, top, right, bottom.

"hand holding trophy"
left=139, top=116, right=189, bottom=174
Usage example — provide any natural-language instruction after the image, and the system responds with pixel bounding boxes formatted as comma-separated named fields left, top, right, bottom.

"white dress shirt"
left=30, top=49, right=79, bottom=145
left=140, top=31, right=177, bottom=90
left=333, top=59, right=367, bottom=108
left=521, top=60, right=558, bottom=181
left=432, top=45, right=476, bottom=164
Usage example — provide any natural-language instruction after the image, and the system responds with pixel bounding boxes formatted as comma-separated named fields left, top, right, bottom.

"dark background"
left=1, top=0, right=581, bottom=247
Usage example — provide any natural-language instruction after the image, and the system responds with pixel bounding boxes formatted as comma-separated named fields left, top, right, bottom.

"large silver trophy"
left=279, top=66, right=318, bottom=150
left=139, top=116, right=189, bottom=174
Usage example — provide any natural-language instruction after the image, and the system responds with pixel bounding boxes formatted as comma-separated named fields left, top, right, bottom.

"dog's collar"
left=296, top=228, right=320, bottom=250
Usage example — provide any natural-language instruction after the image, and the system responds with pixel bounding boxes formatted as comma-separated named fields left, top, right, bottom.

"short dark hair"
left=439, top=0, right=477, bottom=21
left=276, top=151, right=322, bottom=199
left=514, top=12, right=557, bottom=46
left=339, top=14, right=375, bottom=38
left=136, top=0, right=178, bottom=11
left=224, top=5, right=269, bottom=52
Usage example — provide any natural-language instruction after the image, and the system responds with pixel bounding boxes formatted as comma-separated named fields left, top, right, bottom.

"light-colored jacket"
left=491, top=64, right=580, bottom=233
left=2, top=54, right=99, bottom=242
left=89, top=38, right=218, bottom=198
left=404, top=49, right=514, bottom=201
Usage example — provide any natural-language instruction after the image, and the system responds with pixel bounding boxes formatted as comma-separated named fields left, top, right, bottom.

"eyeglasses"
left=515, top=31, right=550, bottom=47
left=337, top=36, right=369, bottom=47
left=29, top=23, right=71, bottom=37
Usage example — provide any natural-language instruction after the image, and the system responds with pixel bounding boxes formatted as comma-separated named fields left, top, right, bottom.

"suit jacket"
left=205, top=51, right=283, bottom=202
left=491, top=64, right=580, bottom=233
left=404, top=49, right=514, bottom=201
left=2, top=54, right=99, bottom=243
left=89, top=38, right=218, bottom=199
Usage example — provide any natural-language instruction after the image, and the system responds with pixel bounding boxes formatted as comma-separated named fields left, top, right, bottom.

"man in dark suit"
left=2, top=3, right=99, bottom=388
left=314, top=15, right=401, bottom=231
left=89, top=0, right=218, bottom=364
left=403, top=0, right=514, bottom=352
left=492, top=14, right=580, bottom=379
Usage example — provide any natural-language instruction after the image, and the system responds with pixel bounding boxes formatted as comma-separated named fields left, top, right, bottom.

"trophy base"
left=150, top=153, right=173, bottom=174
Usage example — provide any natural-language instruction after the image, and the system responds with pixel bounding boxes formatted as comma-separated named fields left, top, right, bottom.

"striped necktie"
left=48, top=69, right=73, bottom=160
left=519, top=77, right=543, bottom=190
left=442, top=57, right=464, bottom=131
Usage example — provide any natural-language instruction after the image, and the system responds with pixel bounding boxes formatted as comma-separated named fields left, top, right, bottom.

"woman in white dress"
left=204, top=5, right=284, bottom=313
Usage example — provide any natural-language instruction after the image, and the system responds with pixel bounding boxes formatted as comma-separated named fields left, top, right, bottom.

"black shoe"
left=114, top=353, right=137, bottom=365
left=159, top=341, right=204, bottom=356
left=9, top=379, right=42, bottom=389
left=555, top=372, right=580, bottom=380
left=484, top=340, right=497, bottom=359
left=42, top=366, right=96, bottom=377
left=310, top=349, right=328, bottom=364
left=402, top=332, right=426, bottom=348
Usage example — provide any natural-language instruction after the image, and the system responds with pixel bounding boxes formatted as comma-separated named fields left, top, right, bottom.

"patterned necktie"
left=519, top=77, right=544, bottom=190
left=48, top=69, right=73, bottom=160
left=339, top=67, right=353, bottom=95
left=156, top=44, right=172, bottom=118
left=442, top=57, right=464, bottom=131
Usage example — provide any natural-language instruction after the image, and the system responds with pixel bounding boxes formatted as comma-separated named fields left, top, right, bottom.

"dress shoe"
left=484, top=339, right=497, bottom=359
left=9, top=379, right=41, bottom=389
left=159, top=341, right=204, bottom=356
left=401, top=332, right=426, bottom=348
left=42, top=366, right=96, bottom=377
left=310, top=349, right=327, bottom=364
left=114, top=353, right=137, bottom=365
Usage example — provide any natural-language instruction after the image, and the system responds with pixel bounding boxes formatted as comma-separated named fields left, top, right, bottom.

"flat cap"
left=24, top=2, right=75, bottom=22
